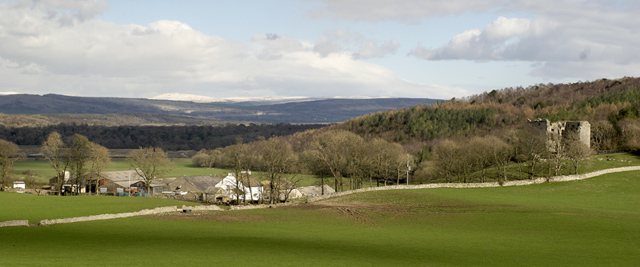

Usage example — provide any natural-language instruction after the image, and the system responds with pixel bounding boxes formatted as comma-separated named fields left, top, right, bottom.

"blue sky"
left=1, top=0, right=639, bottom=100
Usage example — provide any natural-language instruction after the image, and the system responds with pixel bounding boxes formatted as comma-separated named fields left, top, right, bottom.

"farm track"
left=2, top=166, right=639, bottom=228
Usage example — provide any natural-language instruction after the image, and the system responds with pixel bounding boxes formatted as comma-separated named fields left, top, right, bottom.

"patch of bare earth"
left=148, top=212, right=264, bottom=223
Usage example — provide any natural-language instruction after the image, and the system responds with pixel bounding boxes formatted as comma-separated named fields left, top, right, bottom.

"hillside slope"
left=0, top=94, right=439, bottom=125
left=337, top=77, right=640, bottom=149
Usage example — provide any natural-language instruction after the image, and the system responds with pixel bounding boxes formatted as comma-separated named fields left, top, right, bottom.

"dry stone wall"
left=308, top=166, right=640, bottom=202
left=0, top=220, right=29, bottom=228
left=38, top=206, right=177, bottom=226
left=2, top=166, right=639, bottom=228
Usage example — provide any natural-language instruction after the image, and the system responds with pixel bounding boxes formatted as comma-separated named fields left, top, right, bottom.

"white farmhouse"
left=215, top=171, right=263, bottom=202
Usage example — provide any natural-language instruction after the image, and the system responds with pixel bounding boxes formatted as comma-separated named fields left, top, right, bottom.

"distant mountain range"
left=0, top=93, right=440, bottom=124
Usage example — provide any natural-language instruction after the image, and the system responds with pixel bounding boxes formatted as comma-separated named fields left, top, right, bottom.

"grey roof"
left=181, top=175, right=223, bottom=192
left=102, top=171, right=145, bottom=183
left=204, top=186, right=224, bottom=195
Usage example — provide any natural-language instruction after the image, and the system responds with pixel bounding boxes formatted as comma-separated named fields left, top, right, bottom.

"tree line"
left=415, top=124, right=594, bottom=184
left=192, top=129, right=412, bottom=200
left=338, top=77, right=640, bottom=152
left=0, top=131, right=172, bottom=194
left=0, top=123, right=324, bottom=150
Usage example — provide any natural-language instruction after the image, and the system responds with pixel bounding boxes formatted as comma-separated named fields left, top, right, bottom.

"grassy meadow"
left=11, top=159, right=325, bottom=187
left=1, top=170, right=639, bottom=266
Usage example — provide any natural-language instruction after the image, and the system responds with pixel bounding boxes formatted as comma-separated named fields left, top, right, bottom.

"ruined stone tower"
left=527, top=119, right=591, bottom=151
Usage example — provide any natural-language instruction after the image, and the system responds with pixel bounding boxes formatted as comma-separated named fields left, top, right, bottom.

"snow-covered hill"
left=150, top=93, right=314, bottom=104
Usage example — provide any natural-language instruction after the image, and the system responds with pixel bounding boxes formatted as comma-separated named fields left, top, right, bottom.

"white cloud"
left=0, top=0, right=459, bottom=99
left=410, top=17, right=532, bottom=60
left=313, top=30, right=400, bottom=59
left=409, top=1, right=640, bottom=80
left=304, top=0, right=502, bottom=22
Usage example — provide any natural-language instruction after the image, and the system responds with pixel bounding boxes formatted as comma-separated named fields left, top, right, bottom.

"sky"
left=1, top=0, right=639, bottom=100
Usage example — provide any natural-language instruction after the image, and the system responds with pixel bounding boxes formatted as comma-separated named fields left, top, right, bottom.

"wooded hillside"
left=337, top=77, right=640, bottom=151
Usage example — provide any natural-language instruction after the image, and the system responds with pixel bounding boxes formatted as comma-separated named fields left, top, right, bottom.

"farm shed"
left=204, top=186, right=229, bottom=203
left=167, top=175, right=223, bottom=201
left=98, top=171, right=147, bottom=195
left=13, top=180, right=25, bottom=189
left=131, top=178, right=176, bottom=196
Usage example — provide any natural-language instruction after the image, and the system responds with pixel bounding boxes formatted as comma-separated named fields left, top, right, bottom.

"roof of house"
left=226, top=172, right=262, bottom=187
left=102, top=171, right=145, bottom=183
left=178, top=175, right=223, bottom=192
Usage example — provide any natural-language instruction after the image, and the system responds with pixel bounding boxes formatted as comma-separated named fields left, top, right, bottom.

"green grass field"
left=11, top=159, right=325, bottom=187
left=1, top=170, right=639, bottom=266
left=0, top=193, right=197, bottom=224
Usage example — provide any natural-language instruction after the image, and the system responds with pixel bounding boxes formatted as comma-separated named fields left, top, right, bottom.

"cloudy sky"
left=1, top=0, right=639, bottom=99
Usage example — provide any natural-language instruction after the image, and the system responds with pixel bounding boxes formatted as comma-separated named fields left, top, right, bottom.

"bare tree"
left=310, top=130, right=364, bottom=192
left=565, top=132, right=593, bottom=174
left=517, top=125, right=548, bottom=179
left=300, top=149, right=331, bottom=194
left=486, top=136, right=512, bottom=184
left=42, top=132, right=69, bottom=195
left=433, top=140, right=461, bottom=183
left=469, top=137, right=493, bottom=182
left=224, top=138, right=251, bottom=204
left=127, top=147, right=172, bottom=196
left=368, top=139, right=405, bottom=186
left=590, top=120, right=616, bottom=151
left=619, top=119, right=640, bottom=151
left=255, top=137, right=298, bottom=204
left=0, top=140, right=22, bottom=191
left=67, top=134, right=92, bottom=194
left=88, top=143, right=111, bottom=195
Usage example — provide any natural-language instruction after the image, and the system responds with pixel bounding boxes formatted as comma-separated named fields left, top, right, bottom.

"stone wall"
left=308, top=166, right=640, bottom=202
left=0, top=220, right=29, bottom=228
left=182, top=205, right=223, bottom=211
left=2, top=166, right=639, bottom=228
left=38, top=206, right=177, bottom=226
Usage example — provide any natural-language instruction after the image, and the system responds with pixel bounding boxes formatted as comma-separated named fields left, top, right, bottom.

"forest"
left=190, top=77, right=640, bottom=189
left=338, top=77, right=640, bottom=151
left=2, top=77, right=640, bottom=190
left=0, top=123, right=325, bottom=150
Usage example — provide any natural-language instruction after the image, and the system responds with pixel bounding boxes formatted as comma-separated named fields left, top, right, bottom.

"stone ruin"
left=528, top=118, right=591, bottom=152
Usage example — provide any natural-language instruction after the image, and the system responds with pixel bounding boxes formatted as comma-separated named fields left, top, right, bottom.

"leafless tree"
left=486, top=135, right=512, bottom=184
left=41, top=132, right=69, bottom=195
left=310, top=130, right=364, bottom=192
left=619, top=119, right=640, bottom=151
left=0, top=139, right=22, bottom=191
left=564, top=132, right=593, bottom=174
left=433, top=139, right=461, bottom=183
left=517, top=124, right=548, bottom=179
left=590, top=120, right=617, bottom=151
left=67, top=134, right=92, bottom=194
left=88, top=143, right=111, bottom=195
left=127, top=147, right=172, bottom=196
left=255, top=137, right=298, bottom=204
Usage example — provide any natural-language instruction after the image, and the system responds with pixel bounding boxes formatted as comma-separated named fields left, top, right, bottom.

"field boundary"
left=307, top=166, right=640, bottom=202
left=2, top=166, right=639, bottom=228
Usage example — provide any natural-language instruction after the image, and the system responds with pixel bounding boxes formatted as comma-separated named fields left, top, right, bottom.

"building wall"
left=564, top=121, right=591, bottom=148
left=528, top=119, right=591, bottom=150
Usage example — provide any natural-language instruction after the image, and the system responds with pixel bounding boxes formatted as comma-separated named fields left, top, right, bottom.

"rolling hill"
left=0, top=94, right=440, bottom=125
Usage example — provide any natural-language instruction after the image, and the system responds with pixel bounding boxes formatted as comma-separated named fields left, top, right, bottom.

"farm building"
left=12, top=180, right=25, bottom=189
left=204, top=186, right=229, bottom=204
left=131, top=178, right=176, bottom=196
left=216, top=171, right=263, bottom=203
left=166, top=175, right=223, bottom=201
left=96, top=171, right=169, bottom=196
